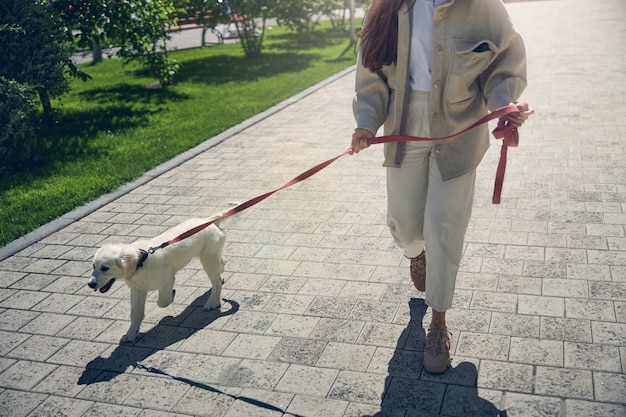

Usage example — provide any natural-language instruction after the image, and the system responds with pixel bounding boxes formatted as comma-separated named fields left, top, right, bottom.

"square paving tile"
left=593, top=372, right=626, bottom=403
left=275, top=364, right=338, bottom=396
left=477, top=360, right=534, bottom=393
left=0, top=389, right=48, bottom=417
left=534, top=366, right=593, bottom=400
left=328, top=370, right=385, bottom=405
left=509, top=337, right=564, bottom=366
left=268, top=337, right=327, bottom=366
left=223, top=334, right=281, bottom=360
left=565, top=342, right=622, bottom=372
left=318, top=341, right=377, bottom=372
left=455, top=332, right=510, bottom=360
left=0, top=360, right=57, bottom=390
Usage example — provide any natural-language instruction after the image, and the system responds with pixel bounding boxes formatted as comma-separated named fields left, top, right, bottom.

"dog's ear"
left=119, top=247, right=140, bottom=279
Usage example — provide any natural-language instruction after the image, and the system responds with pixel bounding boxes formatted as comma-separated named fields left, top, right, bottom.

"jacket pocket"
left=445, top=39, right=497, bottom=105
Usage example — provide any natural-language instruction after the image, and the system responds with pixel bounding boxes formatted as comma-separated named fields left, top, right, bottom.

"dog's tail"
left=208, top=201, right=241, bottom=227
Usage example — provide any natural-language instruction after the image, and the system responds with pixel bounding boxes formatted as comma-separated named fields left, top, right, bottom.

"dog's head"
left=88, top=244, right=140, bottom=293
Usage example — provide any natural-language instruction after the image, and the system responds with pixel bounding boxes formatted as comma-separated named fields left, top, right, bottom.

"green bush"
left=0, top=77, right=38, bottom=173
left=0, top=0, right=72, bottom=123
left=275, top=0, right=324, bottom=42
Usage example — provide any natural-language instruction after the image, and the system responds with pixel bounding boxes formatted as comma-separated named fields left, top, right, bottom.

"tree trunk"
left=38, top=87, right=52, bottom=124
left=91, top=35, right=102, bottom=64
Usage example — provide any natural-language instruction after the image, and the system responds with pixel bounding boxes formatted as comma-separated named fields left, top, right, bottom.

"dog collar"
left=137, top=249, right=149, bottom=269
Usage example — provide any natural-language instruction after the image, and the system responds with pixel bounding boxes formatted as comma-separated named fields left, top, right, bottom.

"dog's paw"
left=120, top=332, right=138, bottom=343
left=203, top=299, right=221, bottom=311
left=157, top=289, right=176, bottom=308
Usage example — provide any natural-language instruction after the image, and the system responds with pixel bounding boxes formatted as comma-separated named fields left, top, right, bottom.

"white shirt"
left=409, top=0, right=449, bottom=91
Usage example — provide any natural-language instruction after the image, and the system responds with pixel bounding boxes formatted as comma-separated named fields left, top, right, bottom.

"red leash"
left=149, top=103, right=526, bottom=253
left=491, top=103, right=527, bottom=203
left=149, top=152, right=349, bottom=253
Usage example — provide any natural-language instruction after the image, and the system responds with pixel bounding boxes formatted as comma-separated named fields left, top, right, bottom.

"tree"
left=51, top=0, right=182, bottom=86
left=176, top=0, right=232, bottom=46
left=51, top=0, right=109, bottom=63
left=0, top=0, right=73, bottom=123
left=320, top=0, right=349, bottom=31
left=103, top=0, right=180, bottom=87
left=274, top=0, right=324, bottom=43
left=228, top=0, right=278, bottom=58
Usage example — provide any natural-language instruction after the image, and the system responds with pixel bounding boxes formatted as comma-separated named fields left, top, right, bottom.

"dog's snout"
left=88, top=277, right=98, bottom=289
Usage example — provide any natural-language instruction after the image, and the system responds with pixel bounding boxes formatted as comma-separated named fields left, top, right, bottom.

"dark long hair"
left=357, top=0, right=411, bottom=72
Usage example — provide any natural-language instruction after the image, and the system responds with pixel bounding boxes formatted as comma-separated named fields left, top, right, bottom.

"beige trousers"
left=386, top=91, right=476, bottom=312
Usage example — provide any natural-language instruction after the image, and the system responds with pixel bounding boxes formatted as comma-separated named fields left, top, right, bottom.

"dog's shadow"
left=369, top=298, right=508, bottom=416
left=77, top=291, right=239, bottom=385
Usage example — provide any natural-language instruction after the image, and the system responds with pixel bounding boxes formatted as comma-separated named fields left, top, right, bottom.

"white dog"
left=88, top=216, right=226, bottom=343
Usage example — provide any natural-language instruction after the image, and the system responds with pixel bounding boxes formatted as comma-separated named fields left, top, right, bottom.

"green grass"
left=0, top=23, right=359, bottom=247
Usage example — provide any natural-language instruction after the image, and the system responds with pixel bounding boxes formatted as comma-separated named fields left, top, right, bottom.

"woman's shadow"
left=368, top=298, right=507, bottom=417
left=77, top=291, right=239, bottom=385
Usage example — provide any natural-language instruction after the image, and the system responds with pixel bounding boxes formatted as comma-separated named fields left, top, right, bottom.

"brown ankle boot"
left=410, top=250, right=426, bottom=292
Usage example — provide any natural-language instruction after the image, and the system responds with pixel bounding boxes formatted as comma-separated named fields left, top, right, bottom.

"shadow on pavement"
left=76, top=293, right=306, bottom=416
left=369, top=298, right=508, bottom=416
left=77, top=292, right=239, bottom=385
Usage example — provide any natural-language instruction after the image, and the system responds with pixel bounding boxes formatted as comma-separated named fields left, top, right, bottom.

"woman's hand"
left=507, top=102, right=534, bottom=128
left=350, top=128, right=375, bottom=154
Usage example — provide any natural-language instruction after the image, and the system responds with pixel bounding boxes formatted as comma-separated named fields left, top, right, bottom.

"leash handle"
left=491, top=102, right=527, bottom=203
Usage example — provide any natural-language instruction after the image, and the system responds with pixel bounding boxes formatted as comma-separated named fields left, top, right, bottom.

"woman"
left=350, top=0, right=534, bottom=373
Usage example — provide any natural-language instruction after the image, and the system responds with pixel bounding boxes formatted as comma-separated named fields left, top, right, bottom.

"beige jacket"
left=353, top=0, right=527, bottom=180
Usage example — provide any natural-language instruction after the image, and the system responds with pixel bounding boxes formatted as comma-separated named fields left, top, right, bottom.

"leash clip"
left=148, top=243, right=167, bottom=254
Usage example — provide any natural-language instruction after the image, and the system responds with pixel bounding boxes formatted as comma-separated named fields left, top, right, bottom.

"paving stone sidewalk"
left=1, top=0, right=625, bottom=416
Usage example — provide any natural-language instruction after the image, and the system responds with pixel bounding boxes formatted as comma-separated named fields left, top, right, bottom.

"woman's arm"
left=353, top=51, right=391, bottom=132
